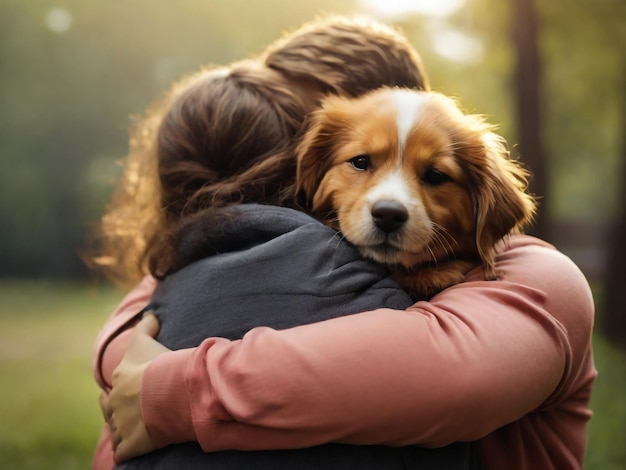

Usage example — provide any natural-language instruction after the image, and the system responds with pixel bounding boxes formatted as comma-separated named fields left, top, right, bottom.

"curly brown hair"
left=86, top=61, right=307, bottom=286
left=86, top=16, right=429, bottom=287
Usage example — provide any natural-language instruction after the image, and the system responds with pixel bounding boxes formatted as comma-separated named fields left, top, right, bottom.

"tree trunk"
left=512, top=0, right=550, bottom=240
left=603, top=64, right=626, bottom=349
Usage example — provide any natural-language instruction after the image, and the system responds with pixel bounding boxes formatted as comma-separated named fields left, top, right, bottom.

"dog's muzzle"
left=371, top=200, right=408, bottom=233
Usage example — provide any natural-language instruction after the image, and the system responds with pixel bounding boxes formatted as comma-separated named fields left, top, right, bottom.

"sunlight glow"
left=359, top=0, right=466, bottom=18
left=45, top=8, right=73, bottom=34
left=431, top=29, right=484, bottom=64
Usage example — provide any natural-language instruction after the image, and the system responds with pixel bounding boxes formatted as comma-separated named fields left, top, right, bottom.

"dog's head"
left=296, top=88, right=536, bottom=278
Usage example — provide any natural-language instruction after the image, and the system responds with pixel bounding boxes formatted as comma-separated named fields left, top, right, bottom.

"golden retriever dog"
left=296, top=88, right=536, bottom=299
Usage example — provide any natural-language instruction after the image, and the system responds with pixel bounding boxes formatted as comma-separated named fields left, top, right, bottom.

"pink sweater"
left=92, top=235, right=596, bottom=470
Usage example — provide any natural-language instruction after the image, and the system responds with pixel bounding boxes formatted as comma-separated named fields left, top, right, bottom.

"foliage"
left=538, top=0, right=626, bottom=218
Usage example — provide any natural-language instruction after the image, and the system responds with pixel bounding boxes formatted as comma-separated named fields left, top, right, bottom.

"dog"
left=296, top=87, right=536, bottom=299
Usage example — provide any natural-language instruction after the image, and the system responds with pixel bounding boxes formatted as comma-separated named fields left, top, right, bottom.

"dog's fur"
left=296, top=87, right=536, bottom=299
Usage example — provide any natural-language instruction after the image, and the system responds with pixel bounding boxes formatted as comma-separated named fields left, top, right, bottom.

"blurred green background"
left=0, top=0, right=624, bottom=468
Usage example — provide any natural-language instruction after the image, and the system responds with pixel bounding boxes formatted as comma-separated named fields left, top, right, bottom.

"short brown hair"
left=263, top=15, right=429, bottom=98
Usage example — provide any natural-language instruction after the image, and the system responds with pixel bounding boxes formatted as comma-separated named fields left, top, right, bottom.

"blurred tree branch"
left=604, top=59, right=626, bottom=348
left=512, top=0, right=549, bottom=239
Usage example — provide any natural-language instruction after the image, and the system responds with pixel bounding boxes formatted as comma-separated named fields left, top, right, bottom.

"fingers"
left=105, top=313, right=163, bottom=463
left=99, top=392, right=111, bottom=422
left=123, top=314, right=170, bottom=367
left=110, top=417, right=130, bottom=464
left=110, top=409, right=156, bottom=463
left=100, top=392, right=124, bottom=459
left=136, top=311, right=160, bottom=337
left=114, top=438, right=135, bottom=464
left=110, top=419, right=122, bottom=449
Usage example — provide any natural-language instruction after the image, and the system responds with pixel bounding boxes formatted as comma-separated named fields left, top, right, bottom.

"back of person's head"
left=157, top=60, right=306, bottom=220
left=262, top=15, right=429, bottom=100
left=88, top=60, right=308, bottom=286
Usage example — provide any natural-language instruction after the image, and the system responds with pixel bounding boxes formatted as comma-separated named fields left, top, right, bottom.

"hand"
left=106, top=313, right=170, bottom=463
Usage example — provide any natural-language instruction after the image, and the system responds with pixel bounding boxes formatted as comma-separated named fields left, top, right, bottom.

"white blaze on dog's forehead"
left=366, top=171, right=413, bottom=206
left=388, top=89, right=427, bottom=155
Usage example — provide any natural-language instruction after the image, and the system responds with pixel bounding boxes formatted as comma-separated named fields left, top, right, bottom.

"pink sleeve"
left=92, top=276, right=156, bottom=390
left=92, top=425, right=115, bottom=470
left=140, top=237, right=594, bottom=453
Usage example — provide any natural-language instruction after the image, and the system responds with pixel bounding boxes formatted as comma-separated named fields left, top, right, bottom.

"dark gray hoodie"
left=118, top=204, right=474, bottom=470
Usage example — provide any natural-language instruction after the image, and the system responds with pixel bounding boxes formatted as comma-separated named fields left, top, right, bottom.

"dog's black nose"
left=371, top=200, right=408, bottom=233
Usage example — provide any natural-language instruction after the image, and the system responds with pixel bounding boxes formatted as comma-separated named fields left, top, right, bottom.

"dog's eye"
left=349, top=154, right=371, bottom=171
left=422, top=169, right=451, bottom=186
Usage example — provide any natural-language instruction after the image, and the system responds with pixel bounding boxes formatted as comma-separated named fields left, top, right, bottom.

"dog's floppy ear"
left=463, top=130, right=536, bottom=277
left=295, top=113, right=329, bottom=210
left=295, top=99, right=346, bottom=212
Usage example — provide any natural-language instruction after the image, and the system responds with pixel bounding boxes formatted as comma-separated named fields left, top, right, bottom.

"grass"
left=0, top=280, right=624, bottom=469
left=586, top=334, right=626, bottom=469
left=0, top=280, right=120, bottom=470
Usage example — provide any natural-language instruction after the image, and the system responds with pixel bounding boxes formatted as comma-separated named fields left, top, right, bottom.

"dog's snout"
left=371, top=200, right=408, bottom=233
